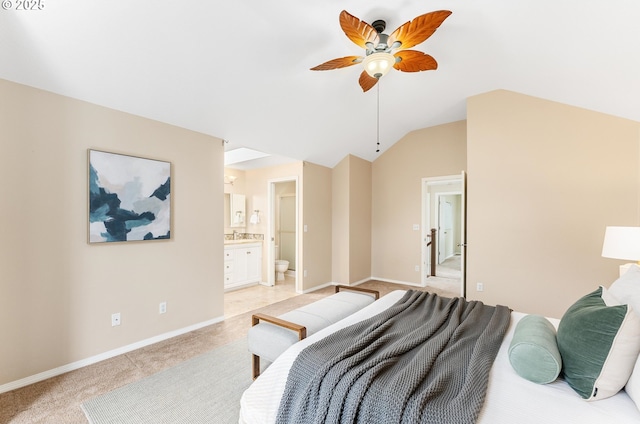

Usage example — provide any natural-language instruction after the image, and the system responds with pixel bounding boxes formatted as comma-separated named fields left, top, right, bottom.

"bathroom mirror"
left=229, top=193, right=246, bottom=228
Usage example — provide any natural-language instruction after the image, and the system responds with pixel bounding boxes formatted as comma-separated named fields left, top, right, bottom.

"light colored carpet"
left=437, top=255, right=462, bottom=279
left=81, top=338, right=252, bottom=424
left=427, top=255, right=463, bottom=294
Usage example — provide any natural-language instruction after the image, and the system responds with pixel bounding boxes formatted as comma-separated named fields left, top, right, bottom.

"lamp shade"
left=602, top=226, right=640, bottom=260
left=363, top=52, right=396, bottom=78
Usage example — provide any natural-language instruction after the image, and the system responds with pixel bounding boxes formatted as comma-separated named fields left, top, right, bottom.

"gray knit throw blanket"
left=275, top=290, right=511, bottom=424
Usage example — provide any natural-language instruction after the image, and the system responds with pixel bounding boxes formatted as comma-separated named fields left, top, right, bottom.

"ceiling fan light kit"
left=311, top=9, right=452, bottom=92
left=363, top=52, right=396, bottom=78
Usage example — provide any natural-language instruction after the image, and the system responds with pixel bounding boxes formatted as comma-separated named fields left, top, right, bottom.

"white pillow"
left=596, top=287, right=640, bottom=400
left=609, top=264, right=640, bottom=409
left=609, top=263, right=640, bottom=312
left=627, top=356, right=640, bottom=408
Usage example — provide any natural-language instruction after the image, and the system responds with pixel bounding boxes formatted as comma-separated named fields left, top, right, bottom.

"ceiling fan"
left=311, top=10, right=452, bottom=92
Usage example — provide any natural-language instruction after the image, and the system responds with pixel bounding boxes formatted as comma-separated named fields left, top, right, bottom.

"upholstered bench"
left=248, top=285, right=380, bottom=379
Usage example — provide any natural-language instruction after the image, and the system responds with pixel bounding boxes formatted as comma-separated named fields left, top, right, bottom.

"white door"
left=246, top=246, right=262, bottom=282
left=438, top=197, right=454, bottom=264
left=234, top=247, right=249, bottom=283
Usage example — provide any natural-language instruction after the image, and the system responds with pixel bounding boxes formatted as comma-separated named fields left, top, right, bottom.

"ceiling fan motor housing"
left=371, top=19, right=386, bottom=33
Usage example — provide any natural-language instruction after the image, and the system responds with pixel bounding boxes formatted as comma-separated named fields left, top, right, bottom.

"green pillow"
left=557, top=286, right=640, bottom=400
left=508, top=314, right=561, bottom=384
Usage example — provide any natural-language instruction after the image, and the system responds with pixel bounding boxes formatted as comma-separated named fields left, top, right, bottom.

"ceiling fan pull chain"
left=376, top=82, right=381, bottom=153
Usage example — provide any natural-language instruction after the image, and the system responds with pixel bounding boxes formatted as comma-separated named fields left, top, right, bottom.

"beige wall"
left=466, top=90, right=640, bottom=318
left=0, top=79, right=224, bottom=388
left=332, top=157, right=350, bottom=283
left=332, top=155, right=372, bottom=285
left=301, top=162, right=333, bottom=291
left=371, top=121, right=467, bottom=284
left=349, top=156, right=372, bottom=283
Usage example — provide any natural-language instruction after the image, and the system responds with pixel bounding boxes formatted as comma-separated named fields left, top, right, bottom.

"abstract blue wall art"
left=88, top=150, right=171, bottom=243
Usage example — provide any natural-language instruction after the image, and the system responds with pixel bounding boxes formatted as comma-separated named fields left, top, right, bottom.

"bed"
left=240, top=287, right=640, bottom=423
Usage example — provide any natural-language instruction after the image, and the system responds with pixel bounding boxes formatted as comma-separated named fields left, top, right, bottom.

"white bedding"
left=239, top=290, right=640, bottom=423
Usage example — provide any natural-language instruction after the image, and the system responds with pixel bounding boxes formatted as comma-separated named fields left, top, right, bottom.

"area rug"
left=82, top=338, right=253, bottom=424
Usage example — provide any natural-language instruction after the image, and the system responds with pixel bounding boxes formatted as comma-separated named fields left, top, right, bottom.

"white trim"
left=422, top=174, right=462, bottom=184
left=0, top=315, right=224, bottom=394
left=300, top=277, right=373, bottom=293
left=371, top=276, right=425, bottom=288
left=344, top=277, right=371, bottom=287
left=300, top=281, right=334, bottom=293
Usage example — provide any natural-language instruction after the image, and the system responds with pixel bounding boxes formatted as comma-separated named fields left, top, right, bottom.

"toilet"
left=275, top=260, right=289, bottom=281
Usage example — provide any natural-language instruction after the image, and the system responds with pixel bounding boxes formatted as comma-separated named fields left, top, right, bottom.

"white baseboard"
left=345, top=277, right=372, bottom=287
left=301, top=281, right=335, bottom=294
left=302, top=277, right=422, bottom=294
left=370, top=276, right=424, bottom=287
left=0, top=315, right=225, bottom=395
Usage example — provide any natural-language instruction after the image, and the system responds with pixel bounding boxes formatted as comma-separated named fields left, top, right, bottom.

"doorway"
left=277, top=193, right=296, bottom=273
left=422, top=173, right=466, bottom=297
left=266, top=177, right=300, bottom=292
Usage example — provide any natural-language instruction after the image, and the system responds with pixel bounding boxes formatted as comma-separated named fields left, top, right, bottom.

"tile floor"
left=224, top=275, right=298, bottom=318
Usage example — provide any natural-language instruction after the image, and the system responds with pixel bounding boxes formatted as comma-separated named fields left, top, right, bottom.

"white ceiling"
left=2, top=0, right=640, bottom=168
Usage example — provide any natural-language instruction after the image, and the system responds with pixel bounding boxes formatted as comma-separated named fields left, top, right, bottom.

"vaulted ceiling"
left=2, top=1, right=639, bottom=168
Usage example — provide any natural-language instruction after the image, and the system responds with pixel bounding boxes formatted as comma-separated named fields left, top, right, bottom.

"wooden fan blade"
left=359, top=71, right=379, bottom=92
left=393, top=50, right=438, bottom=72
left=388, top=10, right=452, bottom=50
left=340, top=10, right=379, bottom=49
left=310, top=56, right=363, bottom=71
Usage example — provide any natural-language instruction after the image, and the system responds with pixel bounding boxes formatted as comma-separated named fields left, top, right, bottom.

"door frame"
left=266, top=176, right=300, bottom=292
left=421, top=172, right=466, bottom=297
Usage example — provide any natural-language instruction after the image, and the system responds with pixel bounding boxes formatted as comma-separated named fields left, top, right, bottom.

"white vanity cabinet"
left=223, top=242, right=262, bottom=290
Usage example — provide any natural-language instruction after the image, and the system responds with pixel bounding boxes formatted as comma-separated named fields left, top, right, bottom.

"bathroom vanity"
left=223, top=241, right=262, bottom=290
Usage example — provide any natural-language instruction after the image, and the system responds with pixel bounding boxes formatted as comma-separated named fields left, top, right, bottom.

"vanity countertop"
left=224, top=239, right=263, bottom=245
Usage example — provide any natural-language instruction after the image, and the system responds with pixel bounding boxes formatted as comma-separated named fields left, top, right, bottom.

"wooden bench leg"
left=252, top=354, right=260, bottom=380
left=250, top=313, right=307, bottom=380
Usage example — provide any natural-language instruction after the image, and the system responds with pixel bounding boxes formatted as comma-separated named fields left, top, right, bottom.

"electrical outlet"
left=303, top=269, right=308, bottom=277
left=159, top=302, right=167, bottom=314
left=415, top=265, right=420, bottom=272
left=413, top=224, right=420, bottom=231
left=476, top=282, right=484, bottom=292
left=111, top=312, right=121, bottom=326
